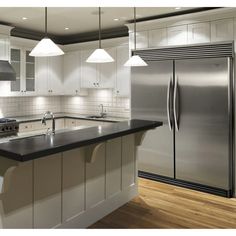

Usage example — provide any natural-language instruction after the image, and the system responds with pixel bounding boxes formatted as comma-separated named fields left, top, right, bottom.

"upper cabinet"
left=0, top=34, right=10, bottom=61
left=129, top=31, right=148, bottom=49
left=211, top=18, right=234, bottom=42
left=80, top=48, right=116, bottom=89
left=115, top=45, right=130, bottom=97
left=187, top=22, right=210, bottom=44
left=149, top=28, right=168, bottom=47
left=35, top=56, right=63, bottom=95
left=97, top=48, right=116, bottom=88
left=9, top=47, right=36, bottom=96
left=63, top=51, right=87, bottom=96
left=167, top=25, right=188, bottom=46
left=81, top=49, right=98, bottom=89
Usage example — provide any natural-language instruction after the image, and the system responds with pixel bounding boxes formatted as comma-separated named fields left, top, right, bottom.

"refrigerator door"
left=131, top=60, right=174, bottom=177
left=175, top=58, right=231, bottom=190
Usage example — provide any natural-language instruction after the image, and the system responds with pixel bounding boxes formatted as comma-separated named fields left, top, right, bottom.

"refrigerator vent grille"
left=133, top=42, right=234, bottom=61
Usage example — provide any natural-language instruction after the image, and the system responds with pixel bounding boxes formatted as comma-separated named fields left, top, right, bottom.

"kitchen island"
left=0, top=119, right=162, bottom=228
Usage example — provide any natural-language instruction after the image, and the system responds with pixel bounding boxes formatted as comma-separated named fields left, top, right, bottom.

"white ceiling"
left=0, top=7, right=192, bottom=35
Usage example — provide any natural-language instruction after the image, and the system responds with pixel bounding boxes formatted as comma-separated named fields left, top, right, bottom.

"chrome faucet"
left=99, top=104, right=107, bottom=118
left=41, top=111, right=55, bottom=135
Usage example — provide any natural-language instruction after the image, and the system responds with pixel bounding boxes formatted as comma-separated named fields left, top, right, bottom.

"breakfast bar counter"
left=0, top=119, right=162, bottom=228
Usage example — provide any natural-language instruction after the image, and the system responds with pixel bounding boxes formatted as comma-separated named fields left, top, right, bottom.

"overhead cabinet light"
left=124, top=8, right=147, bottom=67
left=30, top=7, right=64, bottom=57
left=86, top=7, right=114, bottom=63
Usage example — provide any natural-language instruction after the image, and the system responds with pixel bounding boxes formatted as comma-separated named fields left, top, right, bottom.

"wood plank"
left=91, top=178, right=236, bottom=228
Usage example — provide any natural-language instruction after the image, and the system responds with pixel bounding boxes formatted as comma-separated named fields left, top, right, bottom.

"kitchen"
left=0, top=1, right=235, bottom=231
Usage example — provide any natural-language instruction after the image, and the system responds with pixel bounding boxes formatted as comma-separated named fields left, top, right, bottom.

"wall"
left=0, top=91, right=130, bottom=118
left=62, top=90, right=130, bottom=118
left=0, top=96, right=62, bottom=117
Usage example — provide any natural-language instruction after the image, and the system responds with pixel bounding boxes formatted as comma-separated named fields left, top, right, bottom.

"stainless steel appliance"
left=0, top=118, right=19, bottom=139
left=131, top=42, right=234, bottom=197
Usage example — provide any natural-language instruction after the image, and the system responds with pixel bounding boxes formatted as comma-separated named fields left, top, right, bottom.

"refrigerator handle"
left=167, top=77, right=172, bottom=131
left=173, top=76, right=179, bottom=131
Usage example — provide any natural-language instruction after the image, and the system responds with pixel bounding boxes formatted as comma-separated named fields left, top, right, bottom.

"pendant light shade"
left=124, top=7, right=147, bottom=67
left=86, top=49, right=114, bottom=63
left=30, top=7, right=64, bottom=57
left=124, top=55, right=147, bottom=67
left=86, top=7, right=114, bottom=63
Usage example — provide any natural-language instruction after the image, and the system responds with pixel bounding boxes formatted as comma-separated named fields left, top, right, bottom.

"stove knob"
left=1, top=127, right=5, bottom=132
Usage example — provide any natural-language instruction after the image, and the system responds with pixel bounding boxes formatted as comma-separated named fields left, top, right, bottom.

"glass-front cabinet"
left=10, top=47, right=35, bottom=95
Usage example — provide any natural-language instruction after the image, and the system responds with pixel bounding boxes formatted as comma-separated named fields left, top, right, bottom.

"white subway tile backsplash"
left=0, top=89, right=130, bottom=118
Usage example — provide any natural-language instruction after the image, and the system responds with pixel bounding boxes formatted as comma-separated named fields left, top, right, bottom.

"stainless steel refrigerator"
left=131, top=42, right=234, bottom=197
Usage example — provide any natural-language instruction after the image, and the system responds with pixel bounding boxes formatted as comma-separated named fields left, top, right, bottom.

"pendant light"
left=86, top=7, right=114, bottom=63
left=30, top=7, right=64, bottom=57
left=124, top=7, right=147, bottom=67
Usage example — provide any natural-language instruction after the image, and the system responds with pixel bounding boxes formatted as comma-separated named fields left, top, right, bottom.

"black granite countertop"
left=0, top=119, right=162, bottom=162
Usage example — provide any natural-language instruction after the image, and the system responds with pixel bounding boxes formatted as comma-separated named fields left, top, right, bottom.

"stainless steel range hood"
left=0, top=60, right=16, bottom=81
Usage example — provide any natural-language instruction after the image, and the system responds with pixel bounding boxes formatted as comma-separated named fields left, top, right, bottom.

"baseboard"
left=139, top=171, right=233, bottom=198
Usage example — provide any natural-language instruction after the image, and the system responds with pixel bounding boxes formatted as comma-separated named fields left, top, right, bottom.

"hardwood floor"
left=90, top=178, right=236, bottom=228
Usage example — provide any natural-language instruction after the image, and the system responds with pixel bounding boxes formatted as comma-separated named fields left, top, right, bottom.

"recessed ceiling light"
left=65, top=27, right=69, bottom=30
left=175, top=7, right=181, bottom=10
left=22, top=17, right=28, bottom=20
left=113, top=18, right=119, bottom=21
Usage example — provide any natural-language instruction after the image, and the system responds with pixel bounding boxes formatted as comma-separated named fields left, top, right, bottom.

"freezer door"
left=175, top=58, right=231, bottom=190
left=131, top=61, right=174, bottom=177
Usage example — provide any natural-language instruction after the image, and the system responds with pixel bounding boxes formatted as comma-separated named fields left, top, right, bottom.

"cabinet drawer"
left=65, top=118, right=77, bottom=128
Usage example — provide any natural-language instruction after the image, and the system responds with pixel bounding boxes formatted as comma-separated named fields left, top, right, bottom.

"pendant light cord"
left=99, top=7, right=101, bottom=49
left=134, top=7, right=136, bottom=51
left=45, top=7, right=48, bottom=37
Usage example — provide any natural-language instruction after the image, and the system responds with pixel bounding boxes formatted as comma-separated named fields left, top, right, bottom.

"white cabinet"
left=211, top=18, right=234, bottom=42
left=81, top=49, right=98, bottom=88
left=167, top=25, right=188, bottom=46
left=11, top=48, right=36, bottom=96
left=187, top=22, right=210, bottom=44
left=81, top=48, right=116, bottom=89
left=63, top=51, right=88, bottom=96
left=35, top=57, right=48, bottom=95
left=148, top=28, right=168, bottom=47
left=63, top=51, right=80, bottom=95
left=115, top=45, right=130, bottom=97
left=0, top=34, right=10, bottom=61
left=98, top=48, right=116, bottom=88
left=129, top=31, right=148, bottom=49
left=35, top=56, right=63, bottom=95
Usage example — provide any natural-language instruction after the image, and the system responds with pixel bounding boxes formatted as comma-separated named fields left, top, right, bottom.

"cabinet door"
left=98, top=48, right=116, bottom=88
left=187, top=22, right=210, bottom=44
left=10, top=48, right=22, bottom=96
left=35, top=57, right=49, bottom=95
left=48, top=56, right=63, bottom=95
left=167, top=25, right=188, bottom=46
left=65, top=118, right=77, bottom=128
left=81, top=49, right=98, bottom=88
left=25, top=50, right=36, bottom=94
left=0, top=34, right=10, bottom=60
left=149, top=28, right=168, bottom=47
left=129, top=31, right=148, bottom=49
left=115, top=46, right=130, bottom=97
left=63, top=52, right=80, bottom=95
left=211, top=18, right=234, bottom=42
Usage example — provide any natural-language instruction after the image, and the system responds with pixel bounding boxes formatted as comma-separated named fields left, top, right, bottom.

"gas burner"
left=0, top=118, right=19, bottom=137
